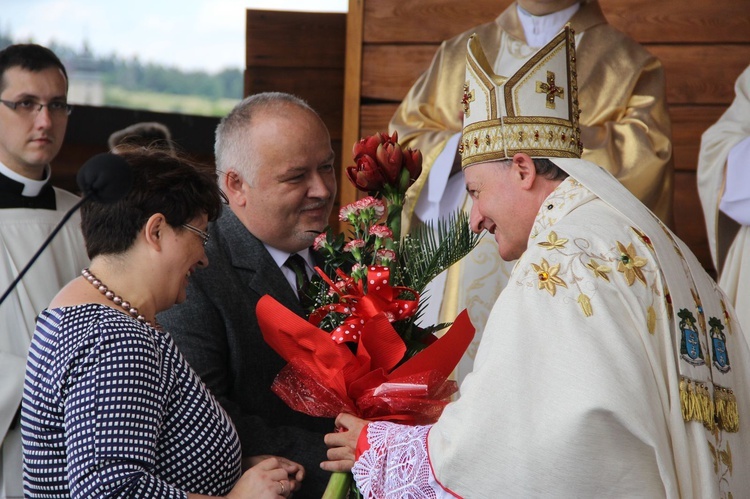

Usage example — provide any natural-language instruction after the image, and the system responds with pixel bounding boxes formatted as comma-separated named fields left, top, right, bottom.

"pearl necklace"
left=82, top=268, right=160, bottom=329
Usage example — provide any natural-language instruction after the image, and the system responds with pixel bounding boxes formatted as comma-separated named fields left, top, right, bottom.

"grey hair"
left=214, top=92, right=317, bottom=186
left=493, top=157, right=569, bottom=181
left=534, top=158, right=569, bottom=181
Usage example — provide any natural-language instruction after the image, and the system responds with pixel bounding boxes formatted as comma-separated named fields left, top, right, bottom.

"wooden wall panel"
left=361, top=0, right=750, bottom=44
left=653, top=45, right=749, bottom=105
left=245, top=68, right=344, bottom=139
left=358, top=44, right=750, bottom=105
left=360, top=104, right=399, bottom=138
left=673, top=170, right=712, bottom=274
left=244, top=10, right=346, bottom=141
left=362, top=0, right=508, bottom=43
left=246, top=10, right=346, bottom=68
left=360, top=45, right=431, bottom=101
left=670, top=105, right=726, bottom=172
left=598, top=0, right=750, bottom=44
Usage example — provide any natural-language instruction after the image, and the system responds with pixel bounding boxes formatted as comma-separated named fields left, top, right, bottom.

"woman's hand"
left=320, top=413, right=368, bottom=473
left=226, top=456, right=304, bottom=498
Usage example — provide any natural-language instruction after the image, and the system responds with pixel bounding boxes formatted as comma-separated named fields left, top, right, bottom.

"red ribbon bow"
left=257, top=295, right=476, bottom=423
left=309, top=265, right=419, bottom=345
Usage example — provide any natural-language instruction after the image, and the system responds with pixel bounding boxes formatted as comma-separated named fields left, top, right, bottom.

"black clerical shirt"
left=0, top=172, right=56, bottom=210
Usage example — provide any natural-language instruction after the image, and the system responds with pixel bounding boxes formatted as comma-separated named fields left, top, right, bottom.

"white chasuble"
left=355, top=164, right=750, bottom=498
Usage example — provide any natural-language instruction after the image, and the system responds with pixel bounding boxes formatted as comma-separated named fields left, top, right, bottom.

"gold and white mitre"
left=460, top=24, right=582, bottom=168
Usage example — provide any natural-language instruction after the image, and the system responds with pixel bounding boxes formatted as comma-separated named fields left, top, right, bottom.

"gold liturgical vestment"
left=390, top=0, right=673, bottom=379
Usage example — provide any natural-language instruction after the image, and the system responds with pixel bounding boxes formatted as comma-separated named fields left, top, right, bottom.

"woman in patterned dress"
left=21, top=147, right=303, bottom=498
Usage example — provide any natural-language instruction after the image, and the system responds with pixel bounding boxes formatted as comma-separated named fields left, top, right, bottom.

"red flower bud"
left=403, top=148, right=423, bottom=184
left=346, top=155, right=387, bottom=191
left=375, top=142, right=403, bottom=184
left=347, top=131, right=421, bottom=192
left=353, top=133, right=383, bottom=160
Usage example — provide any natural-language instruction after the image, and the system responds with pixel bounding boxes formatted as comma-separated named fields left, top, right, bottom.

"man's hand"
left=320, top=413, right=368, bottom=473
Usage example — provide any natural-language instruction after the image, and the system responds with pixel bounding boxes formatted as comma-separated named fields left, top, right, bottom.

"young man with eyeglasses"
left=0, top=44, right=88, bottom=499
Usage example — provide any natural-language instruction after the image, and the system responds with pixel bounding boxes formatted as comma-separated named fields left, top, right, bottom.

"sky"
left=1, top=0, right=348, bottom=73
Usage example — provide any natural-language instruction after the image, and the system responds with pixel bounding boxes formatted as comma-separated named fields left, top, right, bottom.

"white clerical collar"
left=0, top=161, right=51, bottom=197
left=517, top=2, right=581, bottom=48
left=264, top=244, right=314, bottom=273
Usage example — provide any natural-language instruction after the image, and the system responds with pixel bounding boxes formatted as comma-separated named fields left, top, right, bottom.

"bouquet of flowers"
left=257, top=131, right=479, bottom=498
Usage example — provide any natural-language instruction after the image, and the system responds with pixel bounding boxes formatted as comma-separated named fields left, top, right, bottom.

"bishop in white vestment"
left=323, top=27, right=750, bottom=498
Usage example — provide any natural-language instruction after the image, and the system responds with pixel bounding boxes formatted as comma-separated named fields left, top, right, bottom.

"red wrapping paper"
left=257, top=295, right=475, bottom=424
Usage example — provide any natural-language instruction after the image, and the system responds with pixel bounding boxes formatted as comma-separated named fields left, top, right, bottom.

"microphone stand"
left=0, top=194, right=89, bottom=307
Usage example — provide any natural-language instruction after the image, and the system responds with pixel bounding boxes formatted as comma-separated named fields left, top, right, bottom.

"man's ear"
left=144, top=213, right=166, bottom=250
left=223, top=169, right=247, bottom=207
left=512, top=153, right=537, bottom=189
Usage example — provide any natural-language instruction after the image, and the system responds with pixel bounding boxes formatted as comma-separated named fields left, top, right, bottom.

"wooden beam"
left=341, top=0, right=366, bottom=210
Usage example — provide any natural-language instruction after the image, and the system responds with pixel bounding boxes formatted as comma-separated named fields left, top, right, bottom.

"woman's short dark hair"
left=80, top=147, right=223, bottom=259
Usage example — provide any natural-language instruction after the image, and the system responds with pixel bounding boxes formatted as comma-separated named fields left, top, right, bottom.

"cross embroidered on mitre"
left=536, top=70, right=565, bottom=109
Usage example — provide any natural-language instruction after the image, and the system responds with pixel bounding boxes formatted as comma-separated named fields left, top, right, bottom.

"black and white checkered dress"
left=21, top=304, right=242, bottom=498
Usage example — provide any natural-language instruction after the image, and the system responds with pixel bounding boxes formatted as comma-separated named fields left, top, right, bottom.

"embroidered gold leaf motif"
left=664, top=286, right=673, bottom=320
left=707, top=440, right=718, bottom=474
left=721, top=299, right=734, bottom=335
left=577, top=293, right=593, bottom=317
left=647, top=306, right=656, bottom=334
left=531, top=258, right=567, bottom=296
left=720, top=441, right=732, bottom=474
left=586, top=259, right=611, bottom=282
left=616, top=241, right=647, bottom=286
left=538, top=231, right=568, bottom=250
left=691, top=288, right=707, bottom=333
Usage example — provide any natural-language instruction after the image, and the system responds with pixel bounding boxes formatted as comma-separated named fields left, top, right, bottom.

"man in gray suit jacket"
left=158, top=92, right=337, bottom=498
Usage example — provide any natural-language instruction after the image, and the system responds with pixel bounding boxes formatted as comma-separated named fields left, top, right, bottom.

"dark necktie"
left=284, top=253, right=313, bottom=309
